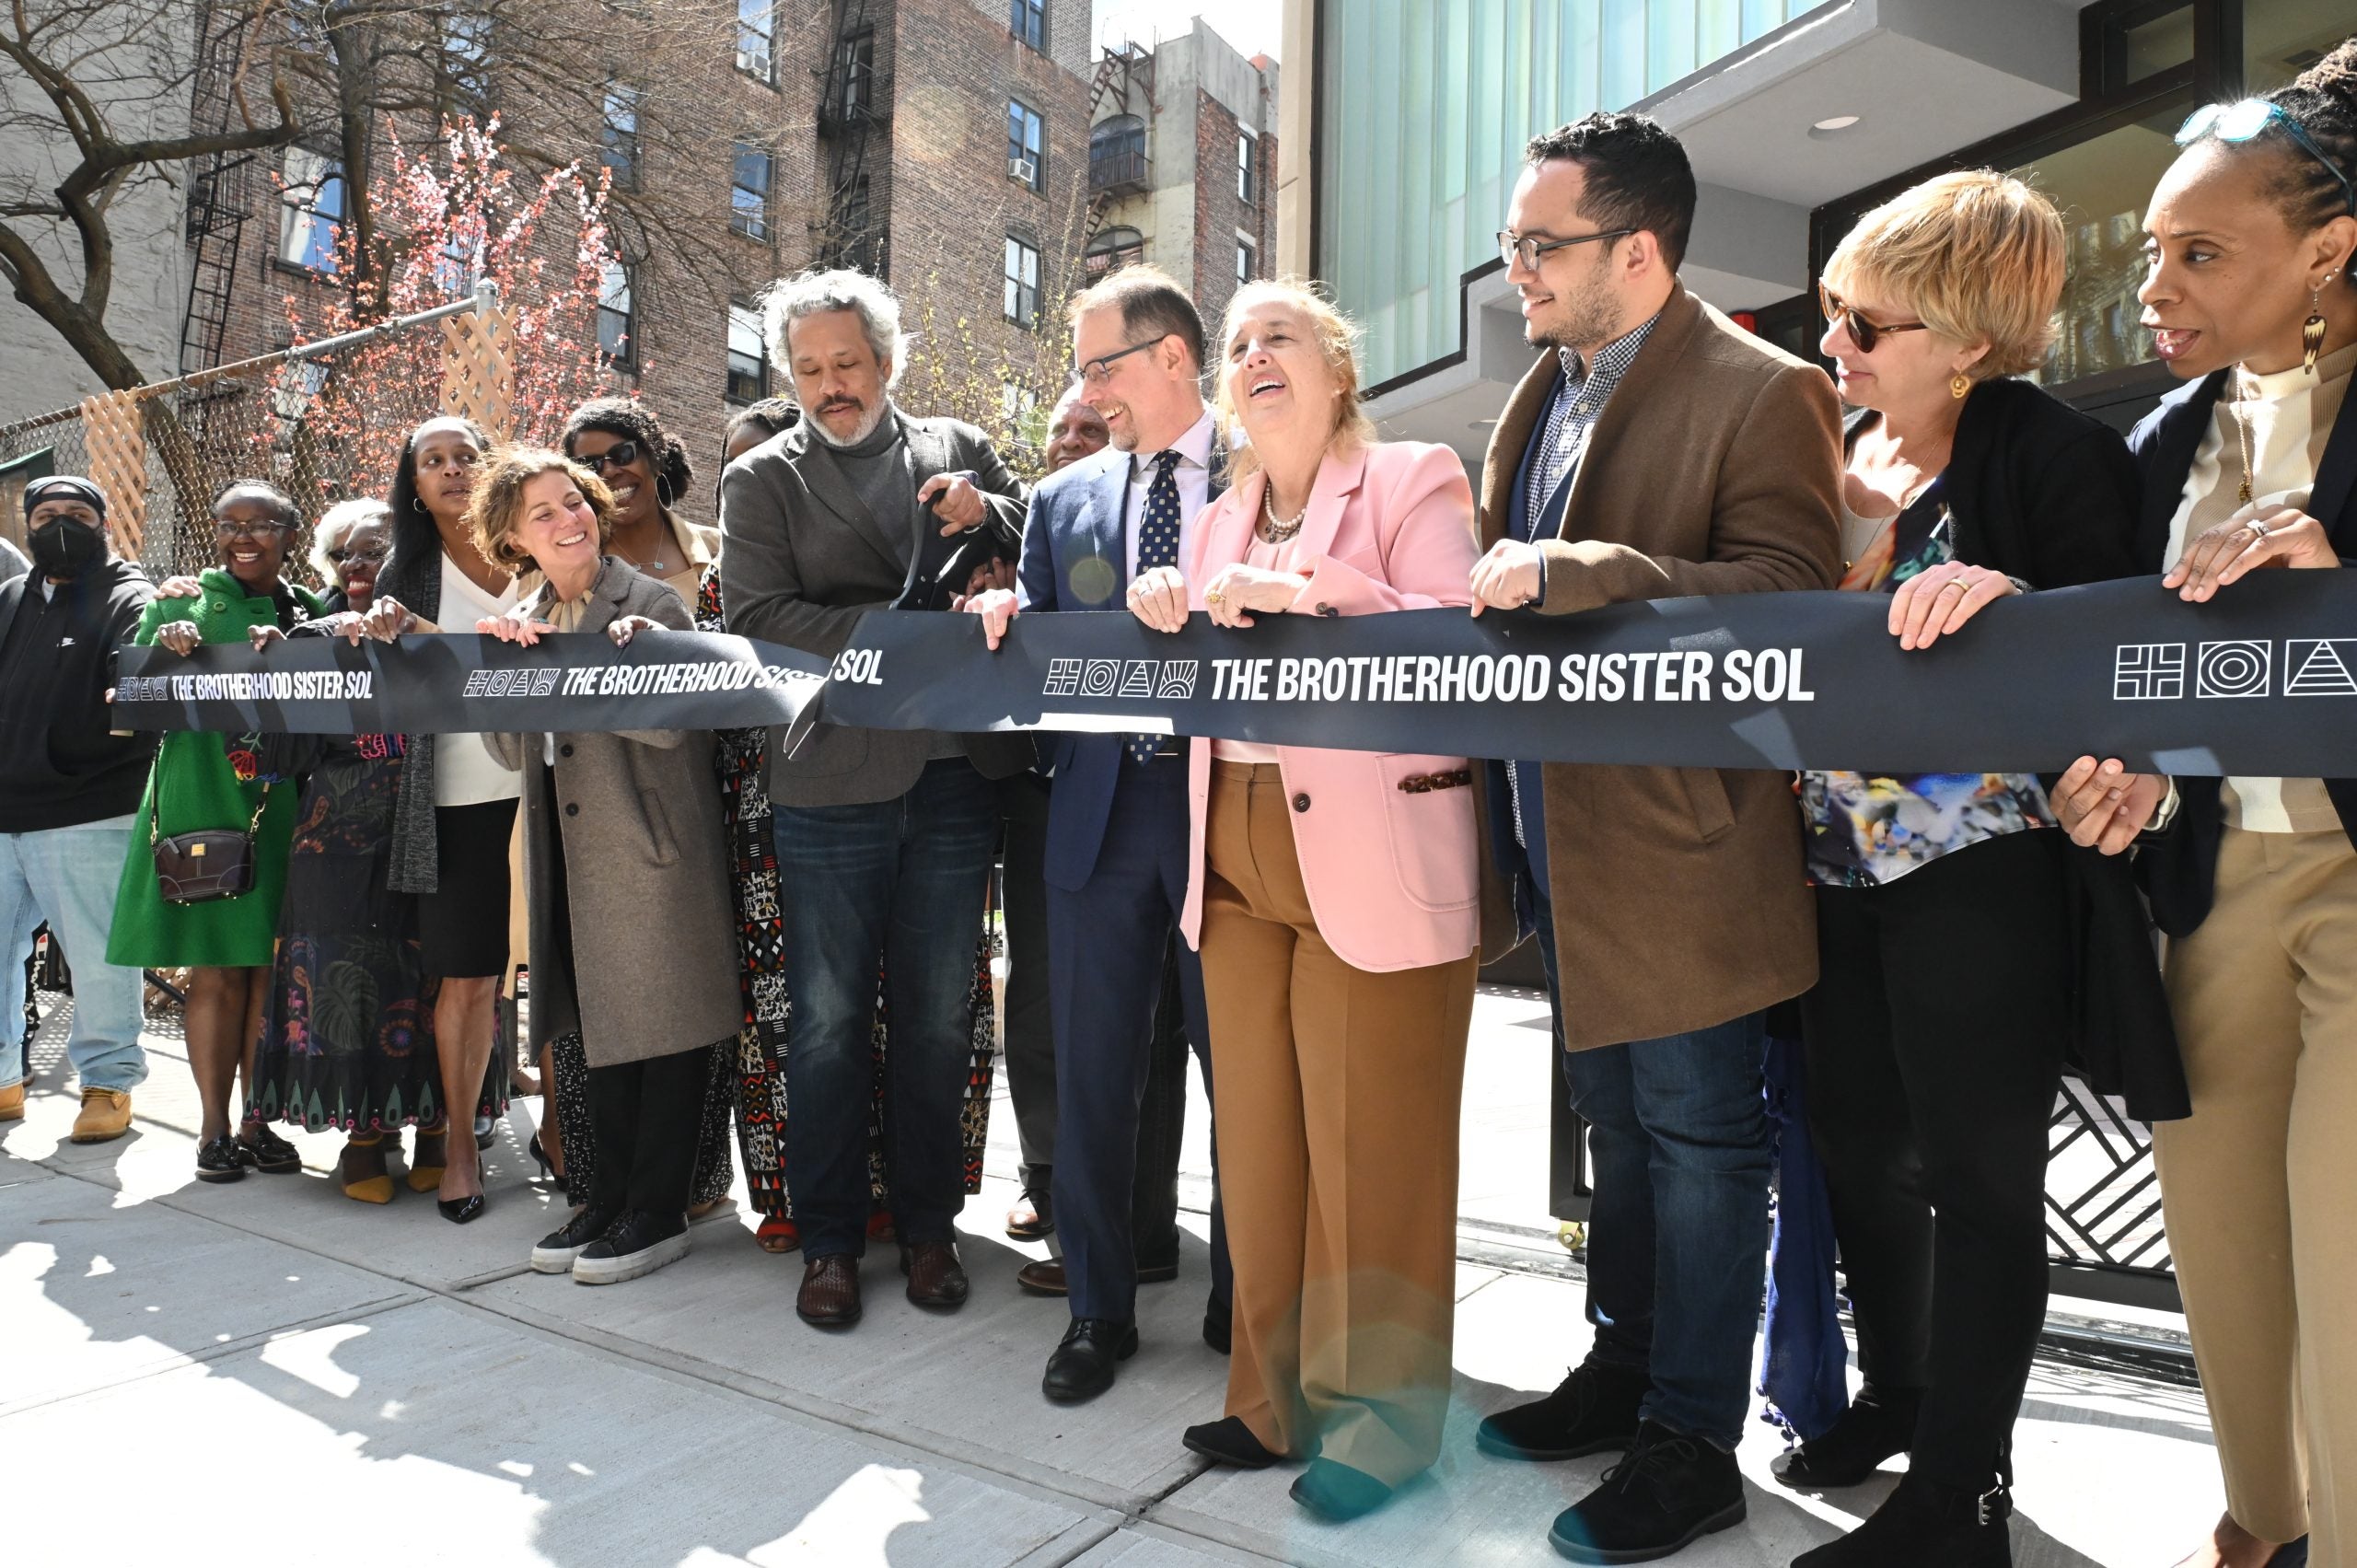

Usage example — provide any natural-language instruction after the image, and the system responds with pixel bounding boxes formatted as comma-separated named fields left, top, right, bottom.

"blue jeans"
left=772, top=758, right=999, bottom=1260
left=0, top=823, right=150, bottom=1094
left=1534, top=889, right=1771, bottom=1450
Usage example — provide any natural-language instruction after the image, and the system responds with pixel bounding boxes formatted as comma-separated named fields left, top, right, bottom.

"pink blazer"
left=1179, top=440, right=1482, bottom=973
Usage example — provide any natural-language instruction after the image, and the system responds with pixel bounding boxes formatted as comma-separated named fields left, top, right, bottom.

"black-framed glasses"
left=1496, top=226, right=1636, bottom=272
left=576, top=438, right=642, bottom=474
left=214, top=518, right=294, bottom=540
left=1077, top=336, right=1166, bottom=386
left=1818, top=283, right=1932, bottom=354
left=2177, top=99, right=2357, bottom=217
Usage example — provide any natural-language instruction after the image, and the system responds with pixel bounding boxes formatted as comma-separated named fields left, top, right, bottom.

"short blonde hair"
left=1214, top=279, right=1377, bottom=483
left=1822, top=169, right=2064, bottom=379
left=308, top=497, right=390, bottom=586
left=466, top=447, right=614, bottom=573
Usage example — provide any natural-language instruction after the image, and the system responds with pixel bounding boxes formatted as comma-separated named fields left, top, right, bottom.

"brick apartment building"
left=157, top=1, right=1279, bottom=527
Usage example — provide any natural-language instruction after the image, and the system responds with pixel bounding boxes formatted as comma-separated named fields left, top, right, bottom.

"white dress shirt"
left=1122, top=407, right=1218, bottom=586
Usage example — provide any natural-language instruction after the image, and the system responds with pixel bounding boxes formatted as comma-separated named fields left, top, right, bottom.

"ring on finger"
left=1204, top=588, right=1225, bottom=605
left=2249, top=519, right=2271, bottom=539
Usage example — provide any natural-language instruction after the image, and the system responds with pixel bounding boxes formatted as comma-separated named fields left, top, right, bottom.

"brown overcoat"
left=1479, top=282, right=1842, bottom=1049
left=482, top=559, right=741, bottom=1067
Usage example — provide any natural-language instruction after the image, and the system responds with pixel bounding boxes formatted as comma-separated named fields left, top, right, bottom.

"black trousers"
left=1799, top=827, right=2069, bottom=1491
left=545, top=769, right=707, bottom=1220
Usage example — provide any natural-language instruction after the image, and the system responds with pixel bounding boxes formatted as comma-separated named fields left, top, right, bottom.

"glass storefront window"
left=2242, top=0, right=2355, bottom=92
left=2013, top=104, right=2189, bottom=386
left=2119, top=4, right=2196, bottom=83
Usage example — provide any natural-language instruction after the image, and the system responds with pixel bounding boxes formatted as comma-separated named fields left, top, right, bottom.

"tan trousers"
left=2155, top=826, right=2357, bottom=1564
left=1199, top=761, right=1479, bottom=1486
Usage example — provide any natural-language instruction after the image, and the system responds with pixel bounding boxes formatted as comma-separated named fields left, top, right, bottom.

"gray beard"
left=805, top=398, right=891, bottom=448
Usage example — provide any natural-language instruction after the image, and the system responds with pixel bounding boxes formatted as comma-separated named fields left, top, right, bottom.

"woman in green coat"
left=108, top=481, right=323, bottom=1183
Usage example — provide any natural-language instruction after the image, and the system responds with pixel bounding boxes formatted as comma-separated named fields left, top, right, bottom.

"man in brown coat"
left=1463, top=113, right=1841, bottom=1563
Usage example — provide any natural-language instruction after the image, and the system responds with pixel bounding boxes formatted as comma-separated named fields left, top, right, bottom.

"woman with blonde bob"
left=1125, top=279, right=1504, bottom=1522
left=467, top=448, right=740, bottom=1286
left=1779, top=171, right=2178, bottom=1567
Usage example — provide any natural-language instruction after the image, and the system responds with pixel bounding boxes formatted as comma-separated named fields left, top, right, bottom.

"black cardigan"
left=2126, top=367, right=2357, bottom=938
left=1848, top=377, right=2189, bottom=1121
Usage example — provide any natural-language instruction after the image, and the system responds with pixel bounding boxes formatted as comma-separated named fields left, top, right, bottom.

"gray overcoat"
left=482, top=559, right=739, bottom=1068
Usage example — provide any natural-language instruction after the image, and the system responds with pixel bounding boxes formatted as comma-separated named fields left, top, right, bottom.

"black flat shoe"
left=530, top=1202, right=619, bottom=1273
left=1042, top=1318, right=1139, bottom=1403
left=194, top=1132, right=247, bottom=1184
left=1771, top=1388, right=1921, bottom=1491
left=437, top=1193, right=486, bottom=1225
left=1479, top=1361, right=1647, bottom=1462
left=238, top=1121, right=302, bottom=1174
left=1791, top=1471, right=2013, bottom=1567
left=1550, top=1421, right=1746, bottom=1564
left=1291, top=1458, right=1395, bottom=1522
left=1182, top=1415, right=1282, bottom=1469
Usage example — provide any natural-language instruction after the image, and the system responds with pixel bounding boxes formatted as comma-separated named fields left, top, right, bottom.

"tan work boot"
left=0, top=1082, right=24, bottom=1121
left=70, top=1088, right=133, bottom=1143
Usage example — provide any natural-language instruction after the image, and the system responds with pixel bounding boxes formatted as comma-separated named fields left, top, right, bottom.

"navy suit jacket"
left=2127, top=366, right=2357, bottom=935
left=1484, top=363, right=1573, bottom=923
left=1016, top=439, right=1225, bottom=891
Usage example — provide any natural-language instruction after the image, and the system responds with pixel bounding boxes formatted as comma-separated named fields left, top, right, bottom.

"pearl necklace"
left=1258, top=488, right=1306, bottom=543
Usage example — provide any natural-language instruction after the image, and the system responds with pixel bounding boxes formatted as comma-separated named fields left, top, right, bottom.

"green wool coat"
left=106, top=569, right=324, bottom=969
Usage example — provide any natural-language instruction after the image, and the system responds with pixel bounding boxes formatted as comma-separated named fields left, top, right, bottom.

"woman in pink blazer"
left=1125, top=279, right=1483, bottom=1521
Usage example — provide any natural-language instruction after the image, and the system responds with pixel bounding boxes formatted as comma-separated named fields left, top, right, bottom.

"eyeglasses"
left=214, top=518, right=293, bottom=540
left=2177, top=99, right=2357, bottom=217
left=576, top=439, right=641, bottom=474
left=327, top=546, right=388, bottom=564
left=1077, top=337, right=1166, bottom=386
left=1496, top=226, right=1637, bottom=272
left=1818, top=283, right=1932, bottom=354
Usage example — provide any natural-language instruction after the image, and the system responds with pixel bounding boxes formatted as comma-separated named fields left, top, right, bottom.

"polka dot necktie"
left=1129, top=448, right=1185, bottom=766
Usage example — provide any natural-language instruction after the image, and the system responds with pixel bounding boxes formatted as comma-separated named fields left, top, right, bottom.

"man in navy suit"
left=968, top=265, right=1231, bottom=1401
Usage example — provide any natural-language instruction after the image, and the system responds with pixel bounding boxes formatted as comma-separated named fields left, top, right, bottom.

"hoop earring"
left=656, top=473, right=675, bottom=508
left=1950, top=372, right=1971, bottom=401
left=2305, top=280, right=2330, bottom=375
left=410, top=495, right=427, bottom=515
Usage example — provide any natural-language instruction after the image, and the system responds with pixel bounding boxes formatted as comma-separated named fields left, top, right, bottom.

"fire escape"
left=180, top=0, right=263, bottom=379
left=814, top=0, right=888, bottom=277
left=1083, top=43, right=1153, bottom=273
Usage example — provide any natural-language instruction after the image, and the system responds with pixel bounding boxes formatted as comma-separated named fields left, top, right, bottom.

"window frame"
left=736, top=0, right=777, bottom=84
left=1237, top=129, right=1258, bottom=205
left=726, top=299, right=769, bottom=404
left=1236, top=238, right=1256, bottom=288
left=601, top=86, right=642, bottom=192
left=1007, top=98, right=1046, bottom=193
left=1004, top=232, right=1042, bottom=329
left=276, top=145, right=346, bottom=275
left=731, top=142, right=773, bottom=241
left=597, top=260, right=635, bottom=368
left=1010, top=0, right=1046, bottom=52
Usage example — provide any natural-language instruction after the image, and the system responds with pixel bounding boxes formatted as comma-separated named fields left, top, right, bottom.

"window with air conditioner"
left=737, top=0, right=775, bottom=83
left=1007, top=99, right=1045, bottom=193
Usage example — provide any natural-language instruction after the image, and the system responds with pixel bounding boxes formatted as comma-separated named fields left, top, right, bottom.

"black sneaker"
left=1549, top=1420, right=1746, bottom=1563
left=194, top=1132, right=248, bottom=1184
left=1771, top=1387, right=1921, bottom=1491
left=1478, top=1361, right=1648, bottom=1460
left=1792, top=1470, right=2013, bottom=1567
left=530, top=1202, right=621, bottom=1274
left=238, top=1121, right=303, bottom=1174
left=573, top=1208, right=690, bottom=1284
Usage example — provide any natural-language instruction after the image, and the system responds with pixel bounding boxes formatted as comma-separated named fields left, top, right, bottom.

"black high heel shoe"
left=528, top=1133, right=554, bottom=1181
left=437, top=1192, right=486, bottom=1225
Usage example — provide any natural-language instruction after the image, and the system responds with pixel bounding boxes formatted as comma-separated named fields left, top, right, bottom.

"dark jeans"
left=996, top=771, right=1056, bottom=1193
left=1535, top=889, right=1772, bottom=1451
left=772, top=758, right=1000, bottom=1260
left=1800, top=828, right=2068, bottom=1490
left=588, top=1050, right=711, bottom=1216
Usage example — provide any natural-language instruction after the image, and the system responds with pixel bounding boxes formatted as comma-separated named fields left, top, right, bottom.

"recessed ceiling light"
left=1809, top=114, right=1862, bottom=137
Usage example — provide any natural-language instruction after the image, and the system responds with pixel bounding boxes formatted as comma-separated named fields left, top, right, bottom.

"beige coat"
left=1478, top=282, right=1843, bottom=1049
left=483, top=559, right=741, bottom=1067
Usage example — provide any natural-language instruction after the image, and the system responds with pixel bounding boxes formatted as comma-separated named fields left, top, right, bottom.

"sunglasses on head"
left=2177, top=99, right=2357, bottom=216
left=1818, top=283, right=1931, bottom=354
left=577, top=438, right=642, bottom=474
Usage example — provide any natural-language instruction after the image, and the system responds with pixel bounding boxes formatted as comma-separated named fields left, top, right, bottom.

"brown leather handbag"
left=149, top=784, right=269, bottom=904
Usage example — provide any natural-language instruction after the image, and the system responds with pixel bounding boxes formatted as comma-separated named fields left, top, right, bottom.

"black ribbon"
left=113, top=573, right=2357, bottom=775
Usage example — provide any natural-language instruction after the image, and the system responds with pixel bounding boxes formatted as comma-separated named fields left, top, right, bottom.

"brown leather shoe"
left=900, top=1241, right=970, bottom=1308
left=0, top=1082, right=25, bottom=1122
left=1016, top=1258, right=1180, bottom=1295
left=795, top=1254, right=862, bottom=1328
left=69, top=1087, right=132, bottom=1144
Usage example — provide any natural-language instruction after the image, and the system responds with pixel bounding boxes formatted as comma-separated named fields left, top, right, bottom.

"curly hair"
left=467, top=447, right=616, bottom=575
left=561, top=396, right=693, bottom=514
left=2258, top=35, right=2357, bottom=255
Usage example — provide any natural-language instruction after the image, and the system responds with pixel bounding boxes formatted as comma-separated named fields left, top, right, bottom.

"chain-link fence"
left=0, top=285, right=497, bottom=587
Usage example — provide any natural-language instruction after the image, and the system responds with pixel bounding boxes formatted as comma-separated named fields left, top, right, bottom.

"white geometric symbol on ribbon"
left=2284, top=639, right=2357, bottom=697
left=2113, top=643, right=2185, bottom=701
left=2196, top=640, right=2270, bottom=699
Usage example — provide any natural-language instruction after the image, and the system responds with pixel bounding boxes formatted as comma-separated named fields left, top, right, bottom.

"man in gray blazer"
left=720, top=268, right=1034, bottom=1330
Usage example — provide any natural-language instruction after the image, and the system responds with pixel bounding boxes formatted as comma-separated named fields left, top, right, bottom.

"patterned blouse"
left=1800, top=486, right=2055, bottom=889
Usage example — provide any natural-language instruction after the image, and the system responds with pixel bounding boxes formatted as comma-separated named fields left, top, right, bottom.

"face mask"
left=29, top=517, right=104, bottom=579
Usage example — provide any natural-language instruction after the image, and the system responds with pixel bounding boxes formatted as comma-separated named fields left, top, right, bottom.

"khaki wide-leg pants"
left=2155, top=826, right=2357, bottom=1564
left=1199, top=761, right=1479, bottom=1486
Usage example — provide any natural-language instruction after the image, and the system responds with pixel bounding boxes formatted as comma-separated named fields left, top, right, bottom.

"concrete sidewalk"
left=0, top=986, right=2221, bottom=1567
